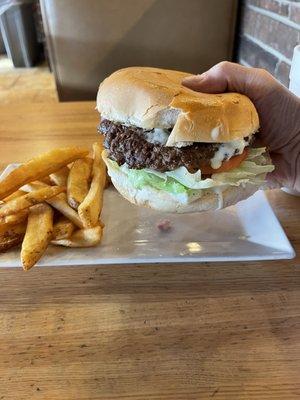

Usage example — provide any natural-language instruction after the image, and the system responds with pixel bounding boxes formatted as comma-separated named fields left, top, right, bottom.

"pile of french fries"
left=0, top=142, right=107, bottom=270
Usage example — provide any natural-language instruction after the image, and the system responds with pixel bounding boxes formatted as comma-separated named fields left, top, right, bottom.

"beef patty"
left=99, top=119, right=242, bottom=173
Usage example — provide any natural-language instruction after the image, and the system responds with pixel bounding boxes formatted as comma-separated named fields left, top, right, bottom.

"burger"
left=97, top=67, right=274, bottom=213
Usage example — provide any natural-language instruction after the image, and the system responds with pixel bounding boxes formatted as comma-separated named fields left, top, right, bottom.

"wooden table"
left=0, top=102, right=299, bottom=400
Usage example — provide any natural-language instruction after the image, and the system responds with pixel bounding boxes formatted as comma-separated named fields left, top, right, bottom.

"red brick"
left=290, top=3, right=300, bottom=24
left=248, top=0, right=289, bottom=16
left=241, top=7, right=300, bottom=59
left=237, top=35, right=278, bottom=73
left=275, top=61, right=291, bottom=87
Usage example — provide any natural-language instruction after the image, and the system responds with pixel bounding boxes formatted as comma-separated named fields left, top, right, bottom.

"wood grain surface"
left=0, top=102, right=299, bottom=400
left=0, top=63, right=58, bottom=104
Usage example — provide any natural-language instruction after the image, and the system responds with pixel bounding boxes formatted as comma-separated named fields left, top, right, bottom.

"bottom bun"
left=104, top=156, right=260, bottom=213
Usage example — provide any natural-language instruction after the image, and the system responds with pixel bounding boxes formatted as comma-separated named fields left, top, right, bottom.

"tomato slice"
left=200, top=149, right=249, bottom=174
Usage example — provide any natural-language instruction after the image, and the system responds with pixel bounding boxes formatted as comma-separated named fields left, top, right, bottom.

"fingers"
left=182, top=61, right=277, bottom=102
left=182, top=62, right=300, bottom=193
left=182, top=62, right=250, bottom=94
left=182, top=69, right=229, bottom=94
left=268, top=152, right=300, bottom=192
left=266, top=172, right=282, bottom=189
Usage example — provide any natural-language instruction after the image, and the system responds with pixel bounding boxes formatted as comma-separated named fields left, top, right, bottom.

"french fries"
left=78, top=143, right=106, bottom=227
left=0, top=222, right=26, bottom=252
left=3, top=190, right=26, bottom=202
left=49, top=166, right=69, bottom=186
left=0, top=186, right=65, bottom=218
left=67, top=158, right=93, bottom=209
left=47, top=193, right=84, bottom=229
left=40, top=176, right=53, bottom=185
left=0, top=147, right=88, bottom=200
left=21, top=203, right=53, bottom=271
left=22, top=183, right=84, bottom=229
left=0, top=143, right=107, bottom=270
left=51, top=225, right=102, bottom=248
left=52, top=216, right=75, bottom=240
left=0, top=210, right=28, bottom=234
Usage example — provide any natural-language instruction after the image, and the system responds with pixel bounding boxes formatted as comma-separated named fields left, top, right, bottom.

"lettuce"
left=125, top=167, right=186, bottom=194
left=106, top=147, right=274, bottom=195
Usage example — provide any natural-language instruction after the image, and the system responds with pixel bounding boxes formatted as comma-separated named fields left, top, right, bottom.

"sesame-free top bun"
left=96, top=66, right=259, bottom=145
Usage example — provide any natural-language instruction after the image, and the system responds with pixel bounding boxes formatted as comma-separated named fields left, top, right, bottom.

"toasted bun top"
left=96, top=67, right=259, bottom=145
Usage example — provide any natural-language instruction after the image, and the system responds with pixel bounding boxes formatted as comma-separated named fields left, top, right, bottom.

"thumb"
left=182, top=70, right=228, bottom=94
left=182, top=61, right=275, bottom=102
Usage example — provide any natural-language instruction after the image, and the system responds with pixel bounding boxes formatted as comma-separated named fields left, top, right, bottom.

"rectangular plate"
left=0, top=164, right=295, bottom=267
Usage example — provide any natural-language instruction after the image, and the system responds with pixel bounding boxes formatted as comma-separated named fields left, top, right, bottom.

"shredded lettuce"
left=106, top=147, right=274, bottom=195
left=246, top=147, right=266, bottom=160
left=125, top=168, right=186, bottom=194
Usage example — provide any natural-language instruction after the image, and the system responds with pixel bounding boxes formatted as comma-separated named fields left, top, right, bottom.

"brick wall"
left=237, top=0, right=300, bottom=87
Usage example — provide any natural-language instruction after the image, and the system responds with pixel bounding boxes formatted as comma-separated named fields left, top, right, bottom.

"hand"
left=182, top=61, right=300, bottom=192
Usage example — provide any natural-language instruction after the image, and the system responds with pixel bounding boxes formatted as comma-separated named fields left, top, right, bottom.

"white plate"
left=0, top=164, right=295, bottom=267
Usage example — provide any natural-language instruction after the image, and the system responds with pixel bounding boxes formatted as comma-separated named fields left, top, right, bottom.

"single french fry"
left=22, top=182, right=84, bottom=229
left=21, top=203, right=53, bottom=270
left=3, top=190, right=26, bottom=202
left=40, top=176, right=53, bottom=185
left=0, top=147, right=88, bottom=200
left=0, top=210, right=28, bottom=234
left=47, top=194, right=83, bottom=228
left=78, top=143, right=106, bottom=227
left=49, top=166, right=69, bottom=186
left=21, top=181, right=47, bottom=191
left=0, top=222, right=26, bottom=252
left=0, top=186, right=65, bottom=218
left=67, top=157, right=93, bottom=209
left=51, top=225, right=102, bottom=248
left=52, top=216, right=75, bottom=240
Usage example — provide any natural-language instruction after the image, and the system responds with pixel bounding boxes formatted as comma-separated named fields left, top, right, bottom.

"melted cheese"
left=175, top=141, right=193, bottom=148
left=144, top=128, right=170, bottom=145
left=143, top=128, right=193, bottom=147
left=210, top=139, right=249, bottom=169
